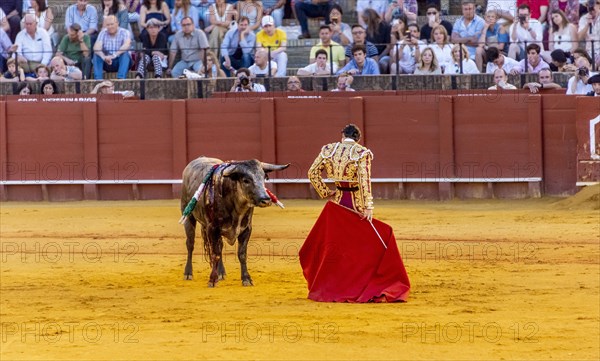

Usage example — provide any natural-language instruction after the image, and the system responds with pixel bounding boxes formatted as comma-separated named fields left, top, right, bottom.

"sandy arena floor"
left=0, top=187, right=599, bottom=360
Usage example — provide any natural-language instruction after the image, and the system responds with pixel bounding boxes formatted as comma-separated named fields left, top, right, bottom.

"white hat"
left=261, top=15, right=275, bottom=27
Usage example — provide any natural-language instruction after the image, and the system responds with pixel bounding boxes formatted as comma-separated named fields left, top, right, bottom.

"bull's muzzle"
left=257, top=196, right=272, bottom=207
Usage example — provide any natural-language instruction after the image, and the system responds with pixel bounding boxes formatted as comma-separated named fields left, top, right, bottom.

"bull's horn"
left=222, top=164, right=238, bottom=177
left=261, top=162, right=290, bottom=173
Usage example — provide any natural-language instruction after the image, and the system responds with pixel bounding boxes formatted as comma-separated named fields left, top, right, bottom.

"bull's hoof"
left=218, top=274, right=226, bottom=281
left=184, top=274, right=193, bottom=280
left=208, top=281, right=217, bottom=287
left=242, top=279, right=254, bottom=287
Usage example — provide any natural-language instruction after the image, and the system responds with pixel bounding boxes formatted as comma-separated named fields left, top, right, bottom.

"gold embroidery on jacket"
left=308, top=141, right=373, bottom=212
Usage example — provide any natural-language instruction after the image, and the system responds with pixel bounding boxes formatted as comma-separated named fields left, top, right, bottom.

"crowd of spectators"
left=0, top=0, right=599, bottom=95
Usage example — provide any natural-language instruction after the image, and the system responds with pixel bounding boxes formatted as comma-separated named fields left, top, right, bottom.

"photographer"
left=230, top=68, right=266, bottom=92
left=508, top=4, right=544, bottom=61
left=566, top=56, right=597, bottom=94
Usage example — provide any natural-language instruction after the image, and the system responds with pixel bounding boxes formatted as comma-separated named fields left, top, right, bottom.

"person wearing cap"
left=586, top=73, right=600, bottom=96
left=136, top=18, right=168, bottom=78
left=256, top=15, right=287, bottom=77
left=566, top=55, right=598, bottom=94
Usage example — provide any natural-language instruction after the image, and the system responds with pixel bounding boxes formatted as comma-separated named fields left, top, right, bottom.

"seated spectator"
left=171, top=0, right=199, bottom=37
left=295, top=0, right=333, bottom=39
left=485, top=46, right=520, bottom=73
left=344, top=25, right=380, bottom=65
left=15, top=82, right=33, bottom=95
left=23, top=0, right=57, bottom=47
left=485, top=0, right=516, bottom=23
left=0, top=9, right=9, bottom=36
left=286, top=75, right=304, bottom=92
left=99, top=0, right=130, bottom=31
left=136, top=18, right=168, bottom=78
left=40, top=78, right=59, bottom=94
left=191, top=0, right=214, bottom=30
left=207, top=0, right=234, bottom=59
left=65, top=0, right=99, bottom=40
left=297, top=48, right=337, bottom=75
left=476, top=9, right=509, bottom=71
left=15, top=14, right=52, bottom=73
left=262, top=0, right=285, bottom=28
left=221, top=17, right=255, bottom=77
left=237, top=0, right=263, bottom=32
left=384, top=0, right=418, bottom=24
left=91, top=80, right=135, bottom=97
left=0, top=58, right=24, bottom=82
left=413, top=47, right=442, bottom=74
left=510, top=43, right=550, bottom=74
left=547, top=0, right=579, bottom=25
left=587, top=73, right=600, bottom=96
left=362, top=8, right=392, bottom=73
left=518, top=0, right=549, bottom=24
left=0, top=28, right=17, bottom=73
left=329, top=4, right=352, bottom=46
left=55, top=23, right=92, bottom=80
left=578, top=0, right=600, bottom=68
left=451, top=0, right=485, bottom=61
left=389, top=22, right=426, bottom=74
left=508, top=4, right=544, bottom=60
left=1, top=0, right=23, bottom=42
left=357, top=0, right=387, bottom=28
left=309, top=25, right=345, bottom=69
left=92, top=15, right=132, bottom=80
left=420, top=3, right=453, bottom=41
left=198, top=50, right=226, bottom=78
left=488, top=68, right=518, bottom=89
left=49, top=56, right=83, bottom=81
left=429, top=25, right=453, bottom=68
left=445, top=44, right=480, bottom=74
left=337, top=44, right=380, bottom=75
left=230, top=67, right=266, bottom=92
left=566, top=55, right=597, bottom=94
left=167, top=16, right=209, bottom=78
left=140, top=0, right=171, bottom=38
left=543, top=9, right=578, bottom=64
left=549, top=48, right=577, bottom=72
left=256, top=15, right=287, bottom=77
left=523, top=68, right=562, bottom=92
left=249, top=48, right=277, bottom=77
left=331, top=73, right=355, bottom=91
left=24, top=63, right=49, bottom=82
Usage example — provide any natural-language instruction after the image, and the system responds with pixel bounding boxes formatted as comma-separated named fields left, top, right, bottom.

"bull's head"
left=222, top=160, right=290, bottom=207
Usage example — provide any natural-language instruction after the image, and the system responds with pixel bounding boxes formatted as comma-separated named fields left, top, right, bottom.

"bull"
left=180, top=157, right=289, bottom=287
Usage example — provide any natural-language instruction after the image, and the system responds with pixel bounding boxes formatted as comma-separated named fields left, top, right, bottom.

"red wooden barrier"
left=0, top=93, right=597, bottom=201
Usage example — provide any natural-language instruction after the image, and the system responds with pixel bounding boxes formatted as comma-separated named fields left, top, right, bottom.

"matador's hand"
left=326, top=189, right=336, bottom=200
left=363, top=209, right=373, bottom=222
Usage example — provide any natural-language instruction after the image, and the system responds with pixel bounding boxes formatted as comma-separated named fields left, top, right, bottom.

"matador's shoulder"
left=350, top=143, right=373, bottom=160
left=319, top=142, right=340, bottom=158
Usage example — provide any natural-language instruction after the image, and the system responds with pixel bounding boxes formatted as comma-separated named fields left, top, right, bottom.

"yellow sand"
left=0, top=188, right=598, bottom=360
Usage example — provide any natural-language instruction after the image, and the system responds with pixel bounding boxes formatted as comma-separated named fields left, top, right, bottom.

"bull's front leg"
left=207, top=226, right=223, bottom=288
left=238, top=227, right=253, bottom=286
left=183, top=216, right=197, bottom=280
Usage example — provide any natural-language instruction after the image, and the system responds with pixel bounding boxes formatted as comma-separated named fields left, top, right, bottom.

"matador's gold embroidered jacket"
left=308, top=139, right=374, bottom=212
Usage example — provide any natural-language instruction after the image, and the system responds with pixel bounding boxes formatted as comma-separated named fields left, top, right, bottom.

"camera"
left=578, top=67, right=589, bottom=77
left=518, top=14, right=527, bottom=23
left=239, top=74, right=250, bottom=86
left=331, top=16, right=339, bottom=25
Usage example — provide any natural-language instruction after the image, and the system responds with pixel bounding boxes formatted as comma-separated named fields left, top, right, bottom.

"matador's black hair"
left=342, top=124, right=361, bottom=141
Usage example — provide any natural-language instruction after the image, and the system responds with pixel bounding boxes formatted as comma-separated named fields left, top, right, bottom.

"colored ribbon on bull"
left=178, top=164, right=220, bottom=224
left=265, top=188, right=284, bottom=209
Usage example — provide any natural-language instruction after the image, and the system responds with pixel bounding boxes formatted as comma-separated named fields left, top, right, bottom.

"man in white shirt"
left=298, top=49, right=338, bottom=76
left=578, top=0, right=600, bottom=68
left=15, top=13, right=52, bottom=72
left=566, top=56, right=597, bottom=95
left=248, top=48, right=277, bottom=77
left=508, top=4, right=544, bottom=60
left=488, top=68, right=517, bottom=89
left=485, top=46, right=519, bottom=73
left=230, top=67, right=267, bottom=92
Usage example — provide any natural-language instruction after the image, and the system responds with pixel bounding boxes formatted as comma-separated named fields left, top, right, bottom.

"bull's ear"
left=261, top=162, right=290, bottom=173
